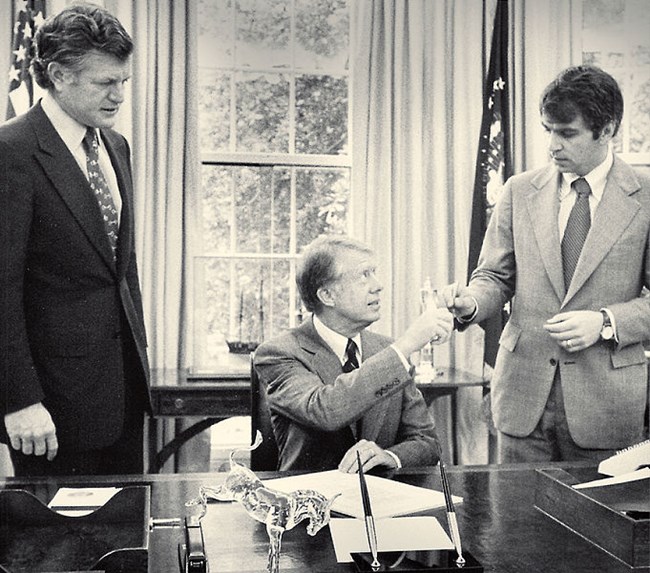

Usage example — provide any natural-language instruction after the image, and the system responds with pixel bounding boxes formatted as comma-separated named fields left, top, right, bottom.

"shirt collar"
left=41, top=92, right=89, bottom=154
left=560, top=147, right=613, bottom=202
left=313, top=315, right=362, bottom=365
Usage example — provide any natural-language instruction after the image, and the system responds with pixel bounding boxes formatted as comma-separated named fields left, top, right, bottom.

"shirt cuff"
left=391, top=343, right=412, bottom=372
left=456, top=296, right=479, bottom=323
left=385, top=449, right=402, bottom=469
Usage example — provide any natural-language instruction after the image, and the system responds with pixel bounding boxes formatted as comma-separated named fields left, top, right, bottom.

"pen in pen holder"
left=357, top=452, right=381, bottom=571
left=436, top=441, right=465, bottom=567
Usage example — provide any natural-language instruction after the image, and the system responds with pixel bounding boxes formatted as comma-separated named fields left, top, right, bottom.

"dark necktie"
left=342, top=338, right=361, bottom=439
left=561, top=177, right=591, bottom=289
left=83, top=128, right=119, bottom=260
left=342, top=338, right=359, bottom=373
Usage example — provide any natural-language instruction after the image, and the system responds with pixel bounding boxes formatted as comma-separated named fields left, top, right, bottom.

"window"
left=195, top=0, right=351, bottom=370
left=582, top=0, right=650, bottom=164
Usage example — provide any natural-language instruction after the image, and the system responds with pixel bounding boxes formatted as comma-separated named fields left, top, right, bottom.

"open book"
left=598, top=439, right=650, bottom=476
left=264, top=470, right=462, bottom=519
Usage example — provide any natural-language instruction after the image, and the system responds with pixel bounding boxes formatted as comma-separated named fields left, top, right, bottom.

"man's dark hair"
left=297, top=235, right=373, bottom=314
left=33, top=3, right=133, bottom=89
left=539, top=64, right=624, bottom=138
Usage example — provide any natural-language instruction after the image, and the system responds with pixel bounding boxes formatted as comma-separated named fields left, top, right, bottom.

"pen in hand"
left=436, top=440, right=465, bottom=566
left=357, top=451, right=380, bottom=571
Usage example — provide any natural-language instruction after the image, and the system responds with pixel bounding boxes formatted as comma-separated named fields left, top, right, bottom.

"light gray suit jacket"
left=254, top=318, right=438, bottom=471
left=467, top=156, right=650, bottom=448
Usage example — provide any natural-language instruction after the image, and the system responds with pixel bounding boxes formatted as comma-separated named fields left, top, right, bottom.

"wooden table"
left=148, top=358, right=487, bottom=472
left=0, top=462, right=637, bottom=572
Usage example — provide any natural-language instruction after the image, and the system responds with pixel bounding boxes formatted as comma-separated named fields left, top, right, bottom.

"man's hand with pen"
left=439, top=281, right=477, bottom=320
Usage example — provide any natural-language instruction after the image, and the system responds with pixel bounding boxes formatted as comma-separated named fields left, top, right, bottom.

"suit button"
left=550, top=358, right=557, bottom=366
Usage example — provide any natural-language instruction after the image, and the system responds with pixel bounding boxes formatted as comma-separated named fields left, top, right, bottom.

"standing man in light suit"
left=442, top=65, right=650, bottom=462
left=255, top=235, right=454, bottom=473
left=0, top=4, right=150, bottom=476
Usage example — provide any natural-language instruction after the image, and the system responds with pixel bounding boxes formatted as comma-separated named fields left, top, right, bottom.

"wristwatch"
left=600, top=310, right=615, bottom=341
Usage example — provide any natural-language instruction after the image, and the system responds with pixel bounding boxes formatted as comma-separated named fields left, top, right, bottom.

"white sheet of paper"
left=329, top=516, right=454, bottom=563
left=573, top=467, right=650, bottom=489
left=264, top=470, right=461, bottom=519
left=48, top=487, right=122, bottom=517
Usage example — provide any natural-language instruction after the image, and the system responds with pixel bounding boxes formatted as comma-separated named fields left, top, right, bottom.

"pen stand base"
left=352, top=550, right=483, bottom=572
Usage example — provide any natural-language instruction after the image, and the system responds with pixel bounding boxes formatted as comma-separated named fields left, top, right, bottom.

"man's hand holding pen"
left=439, top=281, right=477, bottom=320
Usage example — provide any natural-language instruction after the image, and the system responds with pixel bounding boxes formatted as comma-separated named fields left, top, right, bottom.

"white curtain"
left=109, top=0, right=200, bottom=471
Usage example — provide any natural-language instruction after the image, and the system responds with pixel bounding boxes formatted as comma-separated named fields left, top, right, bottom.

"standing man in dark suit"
left=441, top=65, right=650, bottom=462
left=254, top=235, right=453, bottom=473
left=0, top=4, right=151, bottom=476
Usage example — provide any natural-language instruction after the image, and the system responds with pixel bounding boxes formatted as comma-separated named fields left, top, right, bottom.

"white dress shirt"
left=41, top=93, right=122, bottom=224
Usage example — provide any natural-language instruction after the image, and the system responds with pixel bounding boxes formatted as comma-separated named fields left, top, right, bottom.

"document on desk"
left=48, top=487, right=122, bottom=517
left=264, top=470, right=462, bottom=519
left=573, top=468, right=650, bottom=514
left=329, top=516, right=454, bottom=562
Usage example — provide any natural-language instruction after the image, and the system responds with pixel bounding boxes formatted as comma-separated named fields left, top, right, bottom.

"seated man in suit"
left=254, top=235, right=453, bottom=472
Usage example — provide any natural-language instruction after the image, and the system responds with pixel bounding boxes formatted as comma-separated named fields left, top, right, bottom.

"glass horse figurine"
left=187, top=432, right=340, bottom=573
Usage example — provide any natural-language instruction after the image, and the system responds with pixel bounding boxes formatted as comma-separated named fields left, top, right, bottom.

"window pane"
left=295, top=168, right=349, bottom=248
left=198, top=0, right=234, bottom=68
left=236, top=0, right=291, bottom=68
left=196, top=258, right=292, bottom=366
left=630, top=70, right=650, bottom=152
left=236, top=72, right=290, bottom=152
left=295, top=0, right=349, bottom=70
left=296, top=74, right=348, bottom=154
left=201, top=166, right=232, bottom=253
left=199, top=69, right=231, bottom=152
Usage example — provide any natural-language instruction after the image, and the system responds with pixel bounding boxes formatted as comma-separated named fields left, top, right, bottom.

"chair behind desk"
left=250, top=353, right=279, bottom=471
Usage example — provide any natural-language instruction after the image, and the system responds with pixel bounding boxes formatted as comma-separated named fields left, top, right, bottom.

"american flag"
left=467, top=0, right=511, bottom=367
left=6, top=0, right=46, bottom=120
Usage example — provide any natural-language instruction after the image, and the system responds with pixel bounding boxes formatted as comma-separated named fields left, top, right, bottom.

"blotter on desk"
left=0, top=487, right=149, bottom=573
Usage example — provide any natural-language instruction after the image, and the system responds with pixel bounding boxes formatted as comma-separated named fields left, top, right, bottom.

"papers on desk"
left=48, top=487, right=122, bottom=517
left=573, top=468, right=650, bottom=514
left=264, top=470, right=462, bottom=519
left=329, top=516, right=454, bottom=563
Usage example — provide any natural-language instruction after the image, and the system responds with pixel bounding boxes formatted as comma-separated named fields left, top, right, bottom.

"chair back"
left=250, top=353, right=279, bottom=471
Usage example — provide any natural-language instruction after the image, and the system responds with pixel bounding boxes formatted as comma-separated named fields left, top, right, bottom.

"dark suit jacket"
left=465, top=157, right=650, bottom=448
left=0, top=102, right=150, bottom=451
left=254, top=318, right=437, bottom=471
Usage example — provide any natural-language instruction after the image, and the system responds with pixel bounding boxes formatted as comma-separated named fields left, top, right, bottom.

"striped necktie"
left=561, top=177, right=591, bottom=289
left=83, top=128, right=119, bottom=260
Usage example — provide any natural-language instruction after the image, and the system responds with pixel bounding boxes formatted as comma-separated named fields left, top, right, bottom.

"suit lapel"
left=29, top=104, right=117, bottom=272
left=564, top=158, right=641, bottom=304
left=527, top=166, right=565, bottom=303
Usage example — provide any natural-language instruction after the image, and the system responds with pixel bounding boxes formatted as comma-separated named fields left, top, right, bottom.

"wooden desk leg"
left=451, top=389, right=458, bottom=465
left=147, top=416, right=159, bottom=473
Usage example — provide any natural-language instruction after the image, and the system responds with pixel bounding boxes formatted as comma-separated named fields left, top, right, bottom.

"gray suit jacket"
left=254, top=318, right=438, bottom=471
left=467, top=157, right=650, bottom=448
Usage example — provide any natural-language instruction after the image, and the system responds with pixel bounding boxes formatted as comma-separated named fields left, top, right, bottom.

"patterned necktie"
left=561, top=177, right=591, bottom=289
left=83, top=128, right=119, bottom=260
left=342, top=338, right=360, bottom=373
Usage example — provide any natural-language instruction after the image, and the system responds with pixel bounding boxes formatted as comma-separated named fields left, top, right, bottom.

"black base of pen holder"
left=351, top=550, right=483, bottom=572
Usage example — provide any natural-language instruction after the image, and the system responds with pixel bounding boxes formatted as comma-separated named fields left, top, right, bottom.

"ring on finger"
left=566, top=339, right=572, bottom=348
left=431, top=335, right=441, bottom=342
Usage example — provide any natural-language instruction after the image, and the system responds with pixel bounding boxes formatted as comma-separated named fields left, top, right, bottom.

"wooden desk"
left=0, top=463, right=635, bottom=572
left=148, top=361, right=487, bottom=472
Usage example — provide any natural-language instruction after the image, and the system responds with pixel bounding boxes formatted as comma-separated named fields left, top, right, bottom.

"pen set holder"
left=351, top=550, right=483, bottom=571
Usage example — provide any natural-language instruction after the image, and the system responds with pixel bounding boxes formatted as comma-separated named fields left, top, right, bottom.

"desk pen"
left=356, top=451, right=380, bottom=571
left=436, top=441, right=465, bottom=566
